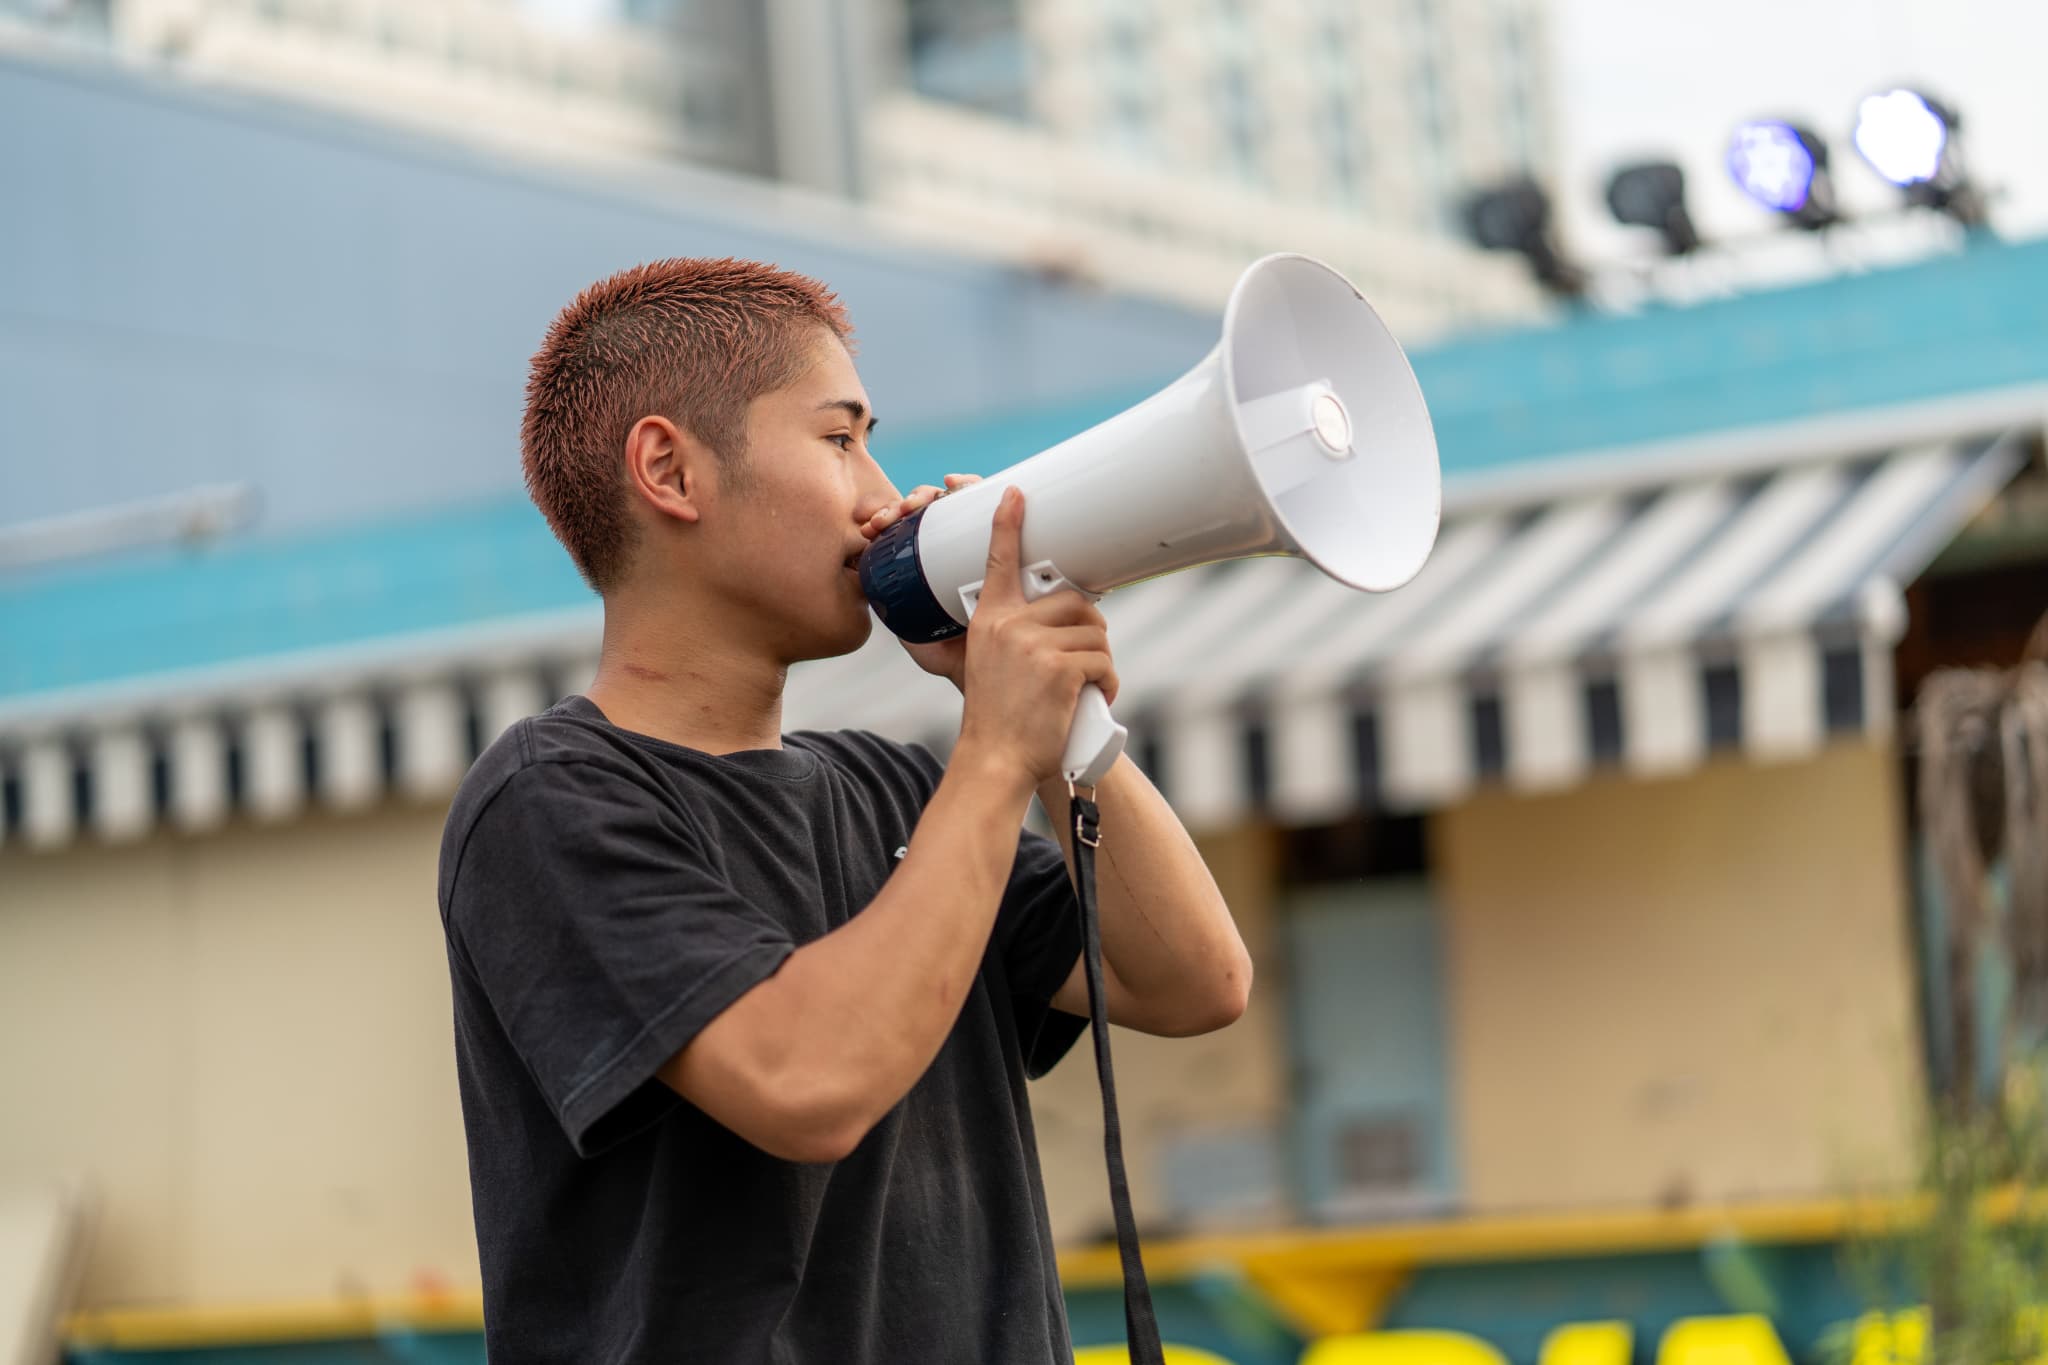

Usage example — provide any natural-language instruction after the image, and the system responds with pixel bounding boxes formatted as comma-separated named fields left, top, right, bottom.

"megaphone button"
left=1311, top=391, right=1353, bottom=456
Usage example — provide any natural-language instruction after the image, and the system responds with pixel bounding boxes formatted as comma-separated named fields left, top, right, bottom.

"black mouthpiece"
left=856, top=507, right=967, bottom=644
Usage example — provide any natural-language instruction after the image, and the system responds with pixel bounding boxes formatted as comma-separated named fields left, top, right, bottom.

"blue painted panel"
left=0, top=50, right=1218, bottom=538
left=0, top=497, right=588, bottom=699
left=1283, top=880, right=1457, bottom=1211
left=1383, top=1245, right=1870, bottom=1365
left=67, top=1333, right=483, bottom=1365
left=885, top=233, right=2048, bottom=487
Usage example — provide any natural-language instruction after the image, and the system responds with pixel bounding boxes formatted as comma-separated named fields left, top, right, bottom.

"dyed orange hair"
left=520, top=257, right=854, bottom=593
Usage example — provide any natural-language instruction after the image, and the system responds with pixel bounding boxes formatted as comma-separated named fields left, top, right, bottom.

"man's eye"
left=829, top=434, right=854, bottom=451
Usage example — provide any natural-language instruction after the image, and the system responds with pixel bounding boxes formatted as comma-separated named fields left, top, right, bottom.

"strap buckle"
left=1067, top=779, right=1102, bottom=849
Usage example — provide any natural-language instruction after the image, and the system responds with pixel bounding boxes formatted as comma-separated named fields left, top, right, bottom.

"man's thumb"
left=979, top=486, right=1024, bottom=607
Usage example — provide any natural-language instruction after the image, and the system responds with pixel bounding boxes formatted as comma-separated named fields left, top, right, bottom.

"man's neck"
left=584, top=597, right=788, bottom=756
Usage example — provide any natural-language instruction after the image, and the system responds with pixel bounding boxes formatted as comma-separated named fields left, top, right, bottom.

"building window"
left=1216, top=62, right=1261, bottom=185
left=1317, top=89, right=1363, bottom=208
left=1110, top=89, right=1152, bottom=158
left=904, top=0, right=1029, bottom=120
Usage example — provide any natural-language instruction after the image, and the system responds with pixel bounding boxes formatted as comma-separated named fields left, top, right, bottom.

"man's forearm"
left=666, top=740, right=1036, bottom=1160
left=1037, top=755, right=1252, bottom=1034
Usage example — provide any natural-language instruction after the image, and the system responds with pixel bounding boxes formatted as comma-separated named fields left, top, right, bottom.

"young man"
left=437, top=257, right=1251, bottom=1363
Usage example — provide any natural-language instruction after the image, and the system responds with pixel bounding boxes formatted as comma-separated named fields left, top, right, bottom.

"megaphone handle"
left=1063, top=683, right=1128, bottom=788
left=961, top=560, right=1129, bottom=786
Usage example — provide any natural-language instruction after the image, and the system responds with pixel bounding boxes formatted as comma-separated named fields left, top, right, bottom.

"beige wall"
left=2, top=741, right=1924, bottom=1310
left=0, top=802, right=478, bottom=1310
left=0, top=803, right=1286, bottom=1308
left=1434, top=740, right=1927, bottom=1213
left=1028, top=824, right=1291, bottom=1243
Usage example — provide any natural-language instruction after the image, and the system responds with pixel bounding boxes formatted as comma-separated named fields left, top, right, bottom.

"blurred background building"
left=3, top=0, right=1549, bottom=329
left=3, top=1, right=2048, bottom=1362
left=874, top=0, right=1552, bottom=320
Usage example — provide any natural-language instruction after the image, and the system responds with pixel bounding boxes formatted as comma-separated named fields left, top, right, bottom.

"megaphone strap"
left=1069, top=792, right=1166, bottom=1365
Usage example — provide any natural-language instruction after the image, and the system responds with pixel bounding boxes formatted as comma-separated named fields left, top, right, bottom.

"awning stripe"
left=244, top=705, right=305, bottom=822
left=1388, top=495, right=1628, bottom=680
left=89, top=727, right=151, bottom=843
left=480, top=671, right=549, bottom=752
left=316, top=695, right=381, bottom=811
left=0, top=435, right=2029, bottom=848
left=1125, top=559, right=1327, bottom=713
left=168, top=716, right=229, bottom=832
left=1275, top=515, right=1516, bottom=698
left=1736, top=447, right=1953, bottom=634
left=1500, top=482, right=1734, bottom=667
left=1853, top=432, right=2024, bottom=617
left=22, top=738, right=74, bottom=849
left=1618, top=463, right=1848, bottom=652
left=397, top=682, right=469, bottom=801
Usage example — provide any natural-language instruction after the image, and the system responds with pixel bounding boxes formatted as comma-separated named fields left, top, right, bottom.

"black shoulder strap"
left=1069, top=791, right=1166, bottom=1365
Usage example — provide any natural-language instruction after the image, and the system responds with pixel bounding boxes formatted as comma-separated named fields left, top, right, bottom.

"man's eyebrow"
left=816, top=398, right=879, bottom=432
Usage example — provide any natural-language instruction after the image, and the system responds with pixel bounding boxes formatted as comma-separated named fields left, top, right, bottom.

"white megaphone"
left=859, top=253, right=1442, bottom=787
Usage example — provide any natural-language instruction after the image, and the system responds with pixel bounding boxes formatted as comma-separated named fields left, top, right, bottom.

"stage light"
left=1853, top=88, right=1987, bottom=228
left=1726, top=120, right=1839, bottom=230
left=1855, top=89, right=1947, bottom=185
left=1605, top=161, right=1701, bottom=255
left=1461, top=177, right=1585, bottom=298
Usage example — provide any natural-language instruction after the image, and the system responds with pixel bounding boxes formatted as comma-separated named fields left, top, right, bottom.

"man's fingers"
left=978, top=487, right=1026, bottom=608
left=896, top=475, right=977, bottom=517
left=1017, top=593, right=1107, bottom=633
left=1038, top=624, right=1112, bottom=657
left=865, top=484, right=942, bottom=533
left=1067, top=653, right=1119, bottom=707
left=868, top=476, right=981, bottom=535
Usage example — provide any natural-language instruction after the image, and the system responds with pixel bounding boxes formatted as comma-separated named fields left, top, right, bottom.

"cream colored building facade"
left=1018, top=0, right=1553, bottom=230
left=1042, top=740, right=1925, bottom=1242
left=0, top=728, right=1924, bottom=1310
left=8, top=417, right=2028, bottom=1321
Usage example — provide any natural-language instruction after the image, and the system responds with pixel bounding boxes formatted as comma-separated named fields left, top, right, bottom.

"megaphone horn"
left=859, top=253, right=1442, bottom=788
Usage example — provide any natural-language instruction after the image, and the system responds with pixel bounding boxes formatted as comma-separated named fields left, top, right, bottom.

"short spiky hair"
left=520, top=257, right=854, bottom=593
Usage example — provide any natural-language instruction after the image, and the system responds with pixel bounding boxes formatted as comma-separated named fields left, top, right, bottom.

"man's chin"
left=789, top=609, right=875, bottom=664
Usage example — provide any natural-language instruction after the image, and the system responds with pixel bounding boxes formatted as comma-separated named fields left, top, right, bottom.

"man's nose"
left=857, top=460, right=901, bottom=523
left=854, top=487, right=899, bottom=526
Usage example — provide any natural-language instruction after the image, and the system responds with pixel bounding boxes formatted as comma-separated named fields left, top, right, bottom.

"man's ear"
left=622, top=415, right=709, bottom=526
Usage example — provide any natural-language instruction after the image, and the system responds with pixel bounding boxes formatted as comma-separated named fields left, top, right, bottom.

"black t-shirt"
left=436, top=694, right=1090, bottom=1364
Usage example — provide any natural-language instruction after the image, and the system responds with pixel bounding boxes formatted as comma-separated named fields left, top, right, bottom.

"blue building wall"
left=7, top=45, right=2048, bottom=709
left=0, top=48, right=1219, bottom=537
left=884, top=233, right=2048, bottom=482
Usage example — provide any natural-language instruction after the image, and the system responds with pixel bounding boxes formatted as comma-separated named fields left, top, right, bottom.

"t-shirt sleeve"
left=442, top=758, right=796, bottom=1158
left=996, top=826, right=1088, bottom=1079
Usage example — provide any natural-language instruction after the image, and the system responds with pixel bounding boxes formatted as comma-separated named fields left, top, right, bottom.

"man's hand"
left=859, top=473, right=980, bottom=687
left=954, top=486, right=1120, bottom=786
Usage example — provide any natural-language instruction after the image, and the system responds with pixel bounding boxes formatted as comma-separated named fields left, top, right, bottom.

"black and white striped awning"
left=0, top=434, right=2027, bottom=849
left=793, top=432, right=2028, bottom=827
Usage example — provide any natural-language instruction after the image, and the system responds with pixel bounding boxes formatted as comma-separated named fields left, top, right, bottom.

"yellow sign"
left=1077, top=1310, right=1935, bottom=1365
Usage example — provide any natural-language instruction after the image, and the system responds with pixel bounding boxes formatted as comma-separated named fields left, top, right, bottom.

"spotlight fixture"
left=1726, top=120, right=1840, bottom=230
left=1461, top=177, right=1585, bottom=298
left=1854, top=88, right=1987, bottom=228
left=1604, top=161, right=1701, bottom=255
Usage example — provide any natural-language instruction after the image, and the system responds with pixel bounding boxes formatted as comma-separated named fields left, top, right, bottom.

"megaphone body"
left=859, top=254, right=1442, bottom=787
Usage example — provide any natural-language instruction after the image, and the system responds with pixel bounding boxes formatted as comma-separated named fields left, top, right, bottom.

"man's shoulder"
left=788, top=727, right=946, bottom=794
left=437, top=697, right=645, bottom=905
left=449, top=696, right=620, bottom=812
